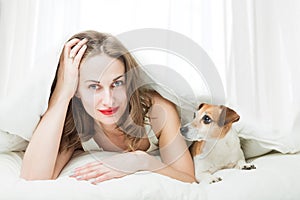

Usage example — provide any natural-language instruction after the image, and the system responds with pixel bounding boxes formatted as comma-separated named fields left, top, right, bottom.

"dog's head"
left=180, top=103, right=240, bottom=141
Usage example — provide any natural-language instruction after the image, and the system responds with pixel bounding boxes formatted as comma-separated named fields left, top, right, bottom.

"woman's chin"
left=97, top=116, right=120, bottom=125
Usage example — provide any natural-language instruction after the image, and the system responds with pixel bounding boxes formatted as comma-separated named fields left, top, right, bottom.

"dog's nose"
left=180, top=126, right=189, bottom=134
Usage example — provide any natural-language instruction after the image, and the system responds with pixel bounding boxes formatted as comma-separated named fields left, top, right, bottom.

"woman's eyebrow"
left=85, top=80, right=100, bottom=83
left=113, top=74, right=125, bottom=81
left=84, top=74, right=125, bottom=83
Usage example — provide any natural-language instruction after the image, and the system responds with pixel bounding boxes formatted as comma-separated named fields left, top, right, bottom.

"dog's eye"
left=202, top=115, right=212, bottom=124
left=193, top=112, right=196, bottom=119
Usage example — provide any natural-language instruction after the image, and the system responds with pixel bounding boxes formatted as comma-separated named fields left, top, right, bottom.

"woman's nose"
left=102, top=88, right=113, bottom=106
left=94, top=88, right=113, bottom=107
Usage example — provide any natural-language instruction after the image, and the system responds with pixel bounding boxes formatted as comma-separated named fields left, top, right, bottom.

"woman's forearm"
left=20, top=93, right=70, bottom=180
left=152, top=163, right=196, bottom=183
left=104, top=151, right=196, bottom=183
left=141, top=152, right=196, bottom=183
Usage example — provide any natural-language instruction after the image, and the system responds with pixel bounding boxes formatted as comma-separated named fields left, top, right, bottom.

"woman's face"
left=77, top=54, right=128, bottom=126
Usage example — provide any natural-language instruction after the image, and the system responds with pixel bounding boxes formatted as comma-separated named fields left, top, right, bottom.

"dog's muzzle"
left=180, top=126, right=189, bottom=134
left=180, top=125, right=204, bottom=141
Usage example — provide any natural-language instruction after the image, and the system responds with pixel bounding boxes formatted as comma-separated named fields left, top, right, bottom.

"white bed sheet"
left=1, top=151, right=300, bottom=200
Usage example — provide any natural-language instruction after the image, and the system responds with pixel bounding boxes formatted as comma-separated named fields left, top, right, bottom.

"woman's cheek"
left=80, top=93, right=98, bottom=115
left=114, top=88, right=128, bottom=106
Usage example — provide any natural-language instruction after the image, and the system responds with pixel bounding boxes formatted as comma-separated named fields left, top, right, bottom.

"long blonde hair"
left=51, top=30, right=152, bottom=153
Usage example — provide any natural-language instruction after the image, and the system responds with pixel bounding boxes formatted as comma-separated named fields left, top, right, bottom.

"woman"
left=20, top=30, right=195, bottom=183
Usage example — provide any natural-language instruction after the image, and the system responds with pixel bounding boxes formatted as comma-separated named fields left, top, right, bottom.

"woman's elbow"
left=188, top=176, right=197, bottom=183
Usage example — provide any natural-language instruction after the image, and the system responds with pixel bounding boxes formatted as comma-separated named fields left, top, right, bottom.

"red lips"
left=98, top=107, right=119, bottom=115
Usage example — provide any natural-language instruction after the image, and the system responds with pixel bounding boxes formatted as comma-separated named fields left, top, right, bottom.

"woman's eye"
left=202, top=115, right=212, bottom=124
left=88, top=84, right=101, bottom=90
left=112, top=80, right=124, bottom=87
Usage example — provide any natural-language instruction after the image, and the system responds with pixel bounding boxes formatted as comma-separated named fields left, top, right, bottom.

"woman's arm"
left=20, top=95, right=73, bottom=180
left=147, top=93, right=196, bottom=182
left=20, top=38, right=87, bottom=180
left=70, top=93, right=196, bottom=183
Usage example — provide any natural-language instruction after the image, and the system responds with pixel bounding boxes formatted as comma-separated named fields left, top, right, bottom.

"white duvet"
left=1, top=151, right=300, bottom=200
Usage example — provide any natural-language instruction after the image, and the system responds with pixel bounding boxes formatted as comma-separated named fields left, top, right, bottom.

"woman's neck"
left=93, top=121, right=127, bottom=152
left=94, top=121, right=123, bottom=137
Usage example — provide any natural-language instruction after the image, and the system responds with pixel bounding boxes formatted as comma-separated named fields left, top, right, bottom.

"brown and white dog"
left=180, top=103, right=255, bottom=184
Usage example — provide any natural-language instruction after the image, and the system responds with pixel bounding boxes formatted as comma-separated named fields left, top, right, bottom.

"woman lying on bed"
left=20, top=30, right=195, bottom=184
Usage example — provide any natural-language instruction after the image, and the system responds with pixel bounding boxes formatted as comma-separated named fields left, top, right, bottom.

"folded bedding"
left=1, top=151, right=300, bottom=200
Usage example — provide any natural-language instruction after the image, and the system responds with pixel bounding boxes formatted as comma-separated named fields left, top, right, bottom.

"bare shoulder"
left=150, top=91, right=177, bottom=110
left=148, top=91, right=180, bottom=136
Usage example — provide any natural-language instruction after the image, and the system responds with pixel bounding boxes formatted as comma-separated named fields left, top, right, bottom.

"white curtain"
left=225, top=0, right=300, bottom=148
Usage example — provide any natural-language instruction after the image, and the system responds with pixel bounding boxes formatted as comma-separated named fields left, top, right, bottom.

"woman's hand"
left=70, top=160, right=128, bottom=184
left=55, top=38, right=88, bottom=100
left=69, top=151, right=151, bottom=184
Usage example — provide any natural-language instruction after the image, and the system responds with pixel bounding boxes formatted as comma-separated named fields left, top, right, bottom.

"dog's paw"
left=196, top=173, right=223, bottom=184
left=241, top=163, right=256, bottom=170
left=236, top=160, right=256, bottom=170
left=209, top=176, right=222, bottom=184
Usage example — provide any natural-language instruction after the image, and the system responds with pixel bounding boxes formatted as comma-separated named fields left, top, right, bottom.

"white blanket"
left=1, top=151, right=300, bottom=200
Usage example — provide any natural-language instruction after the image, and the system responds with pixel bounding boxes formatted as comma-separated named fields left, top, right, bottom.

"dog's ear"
left=218, top=106, right=240, bottom=126
left=198, top=103, right=205, bottom=110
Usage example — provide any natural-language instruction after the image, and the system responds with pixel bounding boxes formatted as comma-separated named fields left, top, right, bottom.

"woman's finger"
left=63, top=38, right=80, bottom=58
left=73, top=44, right=87, bottom=66
left=70, top=161, right=103, bottom=177
left=91, top=173, right=111, bottom=184
left=91, top=169, right=127, bottom=184
left=74, top=161, right=101, bottom=171
left=77, top=168, right=108, bottom=181
left=69, top=38, right=88, bottom=58
left=76, top=163, right=103, bottom=177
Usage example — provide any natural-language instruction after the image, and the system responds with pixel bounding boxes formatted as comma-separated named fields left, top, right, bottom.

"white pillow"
left=0, top=50, right=58, bottom=142
left=0, top=130, right=28, bottom=152
left=0, top=76, right=50, bottom=141
left=233, top=120, right=300, bottom=159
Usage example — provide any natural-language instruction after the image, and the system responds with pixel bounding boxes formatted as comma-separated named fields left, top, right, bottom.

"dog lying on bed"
left=180, top=103, right=256, bottom=184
